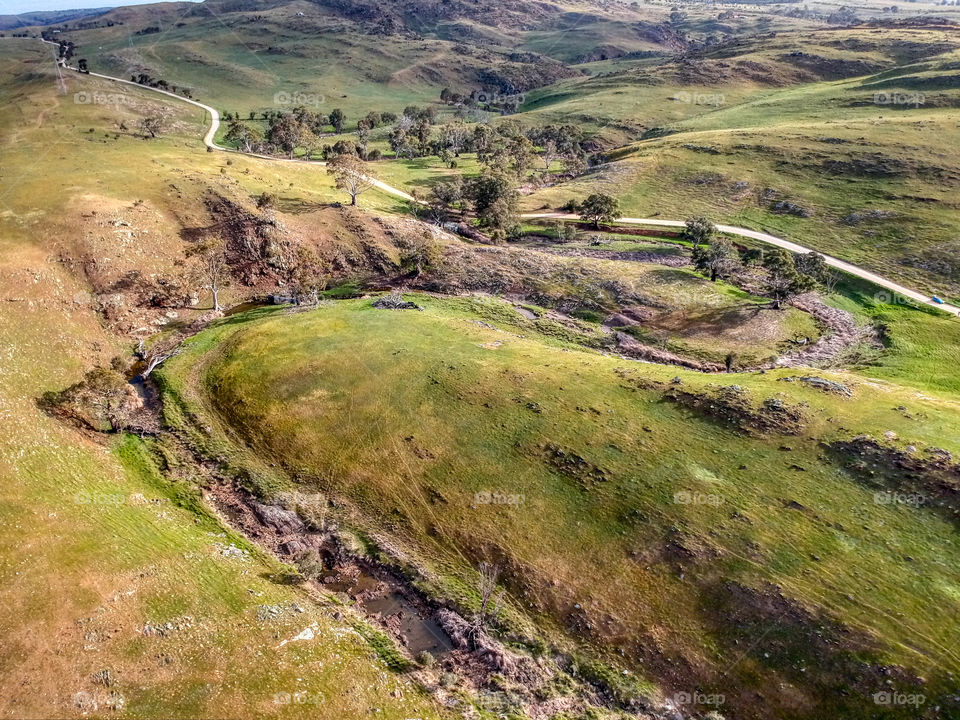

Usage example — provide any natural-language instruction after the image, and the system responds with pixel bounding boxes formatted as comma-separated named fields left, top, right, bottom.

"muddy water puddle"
left=322, top=569, right=453, bottom=656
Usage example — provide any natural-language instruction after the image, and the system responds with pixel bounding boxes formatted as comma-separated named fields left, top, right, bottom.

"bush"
left=256, top=192, right=277, bottom=209
left=294, top=549, right=324, bottom=580
left=415, top=650, right=435, bottom=667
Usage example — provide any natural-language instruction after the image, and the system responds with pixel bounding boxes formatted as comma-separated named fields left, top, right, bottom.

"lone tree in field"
left=682, top=216, right=715, bottom=248
left=472, top=562, right=505, bottom=636
left=188, top=236, right=230, bottom=312
left=762, top=248, right=814, bottom=309
left=327, top=153, right=375, bottom=206
left=692, top=235, right=737, bottom=282
left=139, top=116, right=165, bottom=139
left=579, top=193, right=619, bottom=229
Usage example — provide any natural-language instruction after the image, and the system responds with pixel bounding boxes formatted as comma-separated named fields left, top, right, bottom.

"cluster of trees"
left=683, top=217, right=830, bottom=307
left=423, top=173, right=519, bottom=240
left=472, top=122, right=586, bottom=178
left=130, top=72, right=193, bottom=98
left=438, top=87, right=524, bottom=114
left=54, top=39, right=76, bottom=63
left=222, top=104, right=588, bottom=184
left=222, top=106, right=390, bottom=159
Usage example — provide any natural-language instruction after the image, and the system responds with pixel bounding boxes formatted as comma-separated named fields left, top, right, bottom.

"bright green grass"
left=160, top=294, right=960, bottom=719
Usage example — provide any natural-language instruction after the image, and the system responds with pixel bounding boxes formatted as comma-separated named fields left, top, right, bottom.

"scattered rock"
left=373, top=291, right=421, bottom=310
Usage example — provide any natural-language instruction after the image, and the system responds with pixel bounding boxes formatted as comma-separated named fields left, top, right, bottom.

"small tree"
left=541, top=137, right=559, bottom=170
left=579, top=193, right=619, bottom=229
left=326, top=153, right=374, bottom=206
left=682, top=216, right=715, bottom=248
left=472, top=562, right=505, bottom=635
left=468, top=172, right=518, bottom=241
left=507, top=134, right=535, bottom=179
left=440, top=121, right=468, bottom=157
left=692, top=236, right=738, bottom=282
left=398, top=230, right=443, bottom=277
left=795, top=251, right=829, bottom=283
left=290, top=245, right=328, bottom=306
left=224, top=119, right=263, bottom=152
left=255, top=192, right=277, bottom=210
left=329, top=108, right=346, bottom=134
left=355, top=118, right=371, bottom=155
left=139, top=116, right=164, bottom=139
left=762, top=249, right=814, bottom=309
left=188, top=236, right=230, bottom=311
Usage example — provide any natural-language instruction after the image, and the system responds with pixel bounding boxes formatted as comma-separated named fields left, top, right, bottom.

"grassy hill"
left=2, top=1, right=960, bottom=717
left=157, top=293, right=960, bottom=719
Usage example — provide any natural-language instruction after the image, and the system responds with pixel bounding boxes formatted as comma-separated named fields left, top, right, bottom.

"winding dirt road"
left=522, top=214, right=960, bottom=316
left=46, top=39, right=958, bottom=317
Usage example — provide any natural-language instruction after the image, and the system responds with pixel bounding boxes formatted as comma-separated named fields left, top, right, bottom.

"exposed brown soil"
left=827, top=436, right=960, bottom=527
left=620, top=375, right=808, bottom=435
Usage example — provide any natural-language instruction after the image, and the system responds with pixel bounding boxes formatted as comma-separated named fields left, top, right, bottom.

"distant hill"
left=0, top=7, right=112, bottom=30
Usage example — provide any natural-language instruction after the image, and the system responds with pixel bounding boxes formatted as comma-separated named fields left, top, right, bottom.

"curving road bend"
left=521, top=215, right=960, bottom=316
left=43, top=39, right=958, bottom=317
